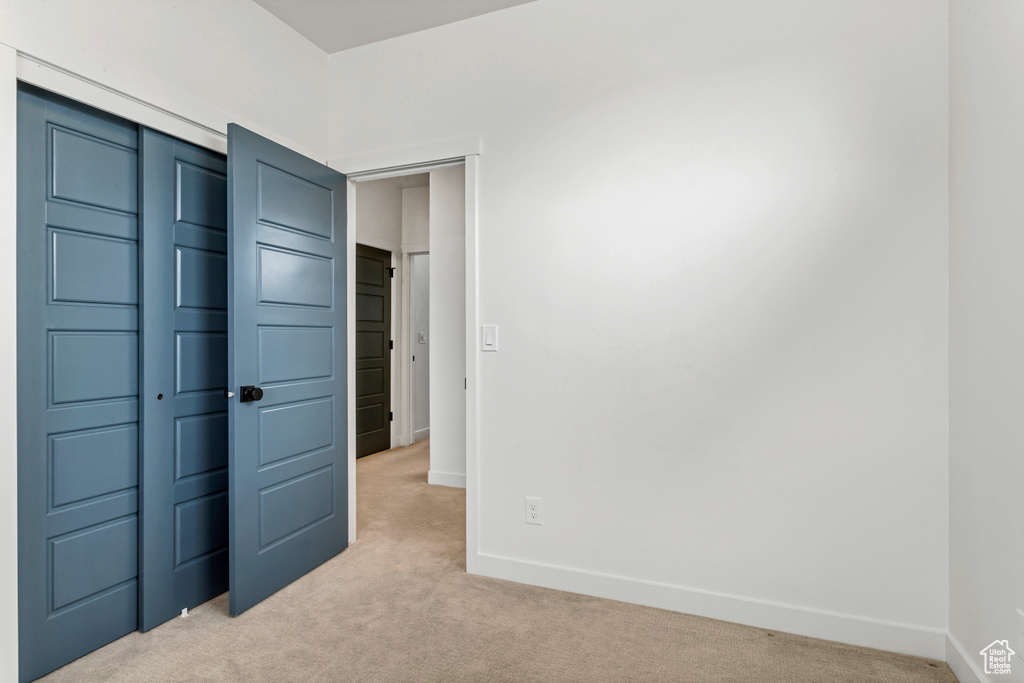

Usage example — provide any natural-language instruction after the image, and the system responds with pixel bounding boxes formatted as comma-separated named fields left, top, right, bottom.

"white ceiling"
left=252, top=0, right=537, bottom=54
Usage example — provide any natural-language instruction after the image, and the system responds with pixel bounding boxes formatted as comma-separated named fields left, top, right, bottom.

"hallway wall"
left=412, top=254, right=431, bottom=440
left=428, top=166, right=467, bottom=487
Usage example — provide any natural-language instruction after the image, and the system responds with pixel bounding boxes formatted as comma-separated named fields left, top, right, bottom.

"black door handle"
left=240, top=385, right=264, bottom=403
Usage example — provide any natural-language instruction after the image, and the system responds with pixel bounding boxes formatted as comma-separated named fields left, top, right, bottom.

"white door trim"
left=332, top=137, right=480, bottom=177
left=15, top=52, right=228, bottom=154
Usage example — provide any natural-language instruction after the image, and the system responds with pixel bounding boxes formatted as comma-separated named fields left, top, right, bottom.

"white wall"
left=403, top=186, right=430, bottom=249
left=355, top=179, right=404, bottom=446
left=428, top=166, right=467, bottom=487
left=329, top=0, right=949, bottom=656
left=949, top=2, right=1024, bottom=681
left=412, top=254, right=431, bottom=439
left=0, top=0, right=328, bottom=157
left=0, top=3, right=329, bottom=678
left=356, top=180, right=404, bottom=250
left=399, top=183, right=430, bottom=446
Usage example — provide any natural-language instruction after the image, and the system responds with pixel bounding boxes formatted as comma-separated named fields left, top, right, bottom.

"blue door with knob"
left=226, top=124, right=349, bottom=615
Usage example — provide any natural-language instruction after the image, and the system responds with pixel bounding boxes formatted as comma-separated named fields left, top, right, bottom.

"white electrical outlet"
left=525, top=497, right=542, bottom=525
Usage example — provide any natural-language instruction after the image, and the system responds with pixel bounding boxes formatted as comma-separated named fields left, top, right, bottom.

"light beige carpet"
left=42, top=440, right=956, bottom=682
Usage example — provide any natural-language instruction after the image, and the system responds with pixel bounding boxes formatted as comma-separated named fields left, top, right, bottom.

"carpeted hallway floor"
left=42, top=440, right=956, bottom=682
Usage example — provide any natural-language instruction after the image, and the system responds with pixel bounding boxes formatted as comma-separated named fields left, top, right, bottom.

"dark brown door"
left=355, top=244, right=392, bottom=457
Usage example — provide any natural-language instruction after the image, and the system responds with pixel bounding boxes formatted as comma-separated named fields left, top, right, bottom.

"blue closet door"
left=17, top=84, right=141, bottom=682
left=139, top=129, right=229, bottom=631
left=226, top=124, right=348, bottom=615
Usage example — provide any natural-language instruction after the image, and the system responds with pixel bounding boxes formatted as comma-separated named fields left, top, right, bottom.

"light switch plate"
left=481, top=324, right=498, bottom=352
left=418, top=332, right=427, bottom=344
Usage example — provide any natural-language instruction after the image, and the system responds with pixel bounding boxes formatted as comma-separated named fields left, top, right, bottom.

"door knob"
left=240, top=385, right=264, bottom=403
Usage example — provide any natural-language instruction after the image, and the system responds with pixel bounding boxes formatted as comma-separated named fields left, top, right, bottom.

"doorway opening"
left=352, top=172, right=430, bottom=459
left=347, top=160, right=473, bottom=559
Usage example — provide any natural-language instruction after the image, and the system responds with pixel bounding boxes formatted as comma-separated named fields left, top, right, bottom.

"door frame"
left=333, top=143, right=480, bottom=573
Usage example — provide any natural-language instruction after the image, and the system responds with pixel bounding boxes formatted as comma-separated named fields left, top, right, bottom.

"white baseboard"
left=946, top=634, right=985, bottom=683
left=427, top=470, right=465, bottom=488
left=414, top=427, right=430, bottom=441
left=473, top=552, right=947, bottom=661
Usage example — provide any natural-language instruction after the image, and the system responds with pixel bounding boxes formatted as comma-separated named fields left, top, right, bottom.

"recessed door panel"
left=257, top=245, right=333, bottom=308
left=176, top=247, right=228, bottom=310
left=259, top=398, right=334, bottom=467
left=51, top=425, right=139, bottom=508
left=175, top=412, right=228, bottom=479
left=51, top=229, right=138, bottom=305
left=257, top=326, right=333, bottom=384
left=355, top=254, right=384, bottom=286
left=356, top=292, right=383, bottom=321
left=256, top=162, right=333, bottom=239
left=174, top=493, right=229, bottom=566
left=51, top=126, right=138, bottom=212
left=228, top=123, right=348, bottom=616
left=51, top=332, right=138, bottom=404
left=175, top=333, right=228, bottom=394
left=356, top=331, right=384, bottom=360
left=356, top=367, right=384, bottom=398
left=258, top=466, right=335, bottom=548
left=356, top=405, right=383, bottom=434
left=177, top=161, right=227, bottom=229
left=51, top=517, right=138, bottom=610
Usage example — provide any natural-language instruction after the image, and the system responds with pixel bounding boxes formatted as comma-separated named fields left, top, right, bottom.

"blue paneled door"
left=17, top=84, right=141, bottom=682
left=139, top=129, right=230, bottom=631
left=226, top=124, right=348, bottom=615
